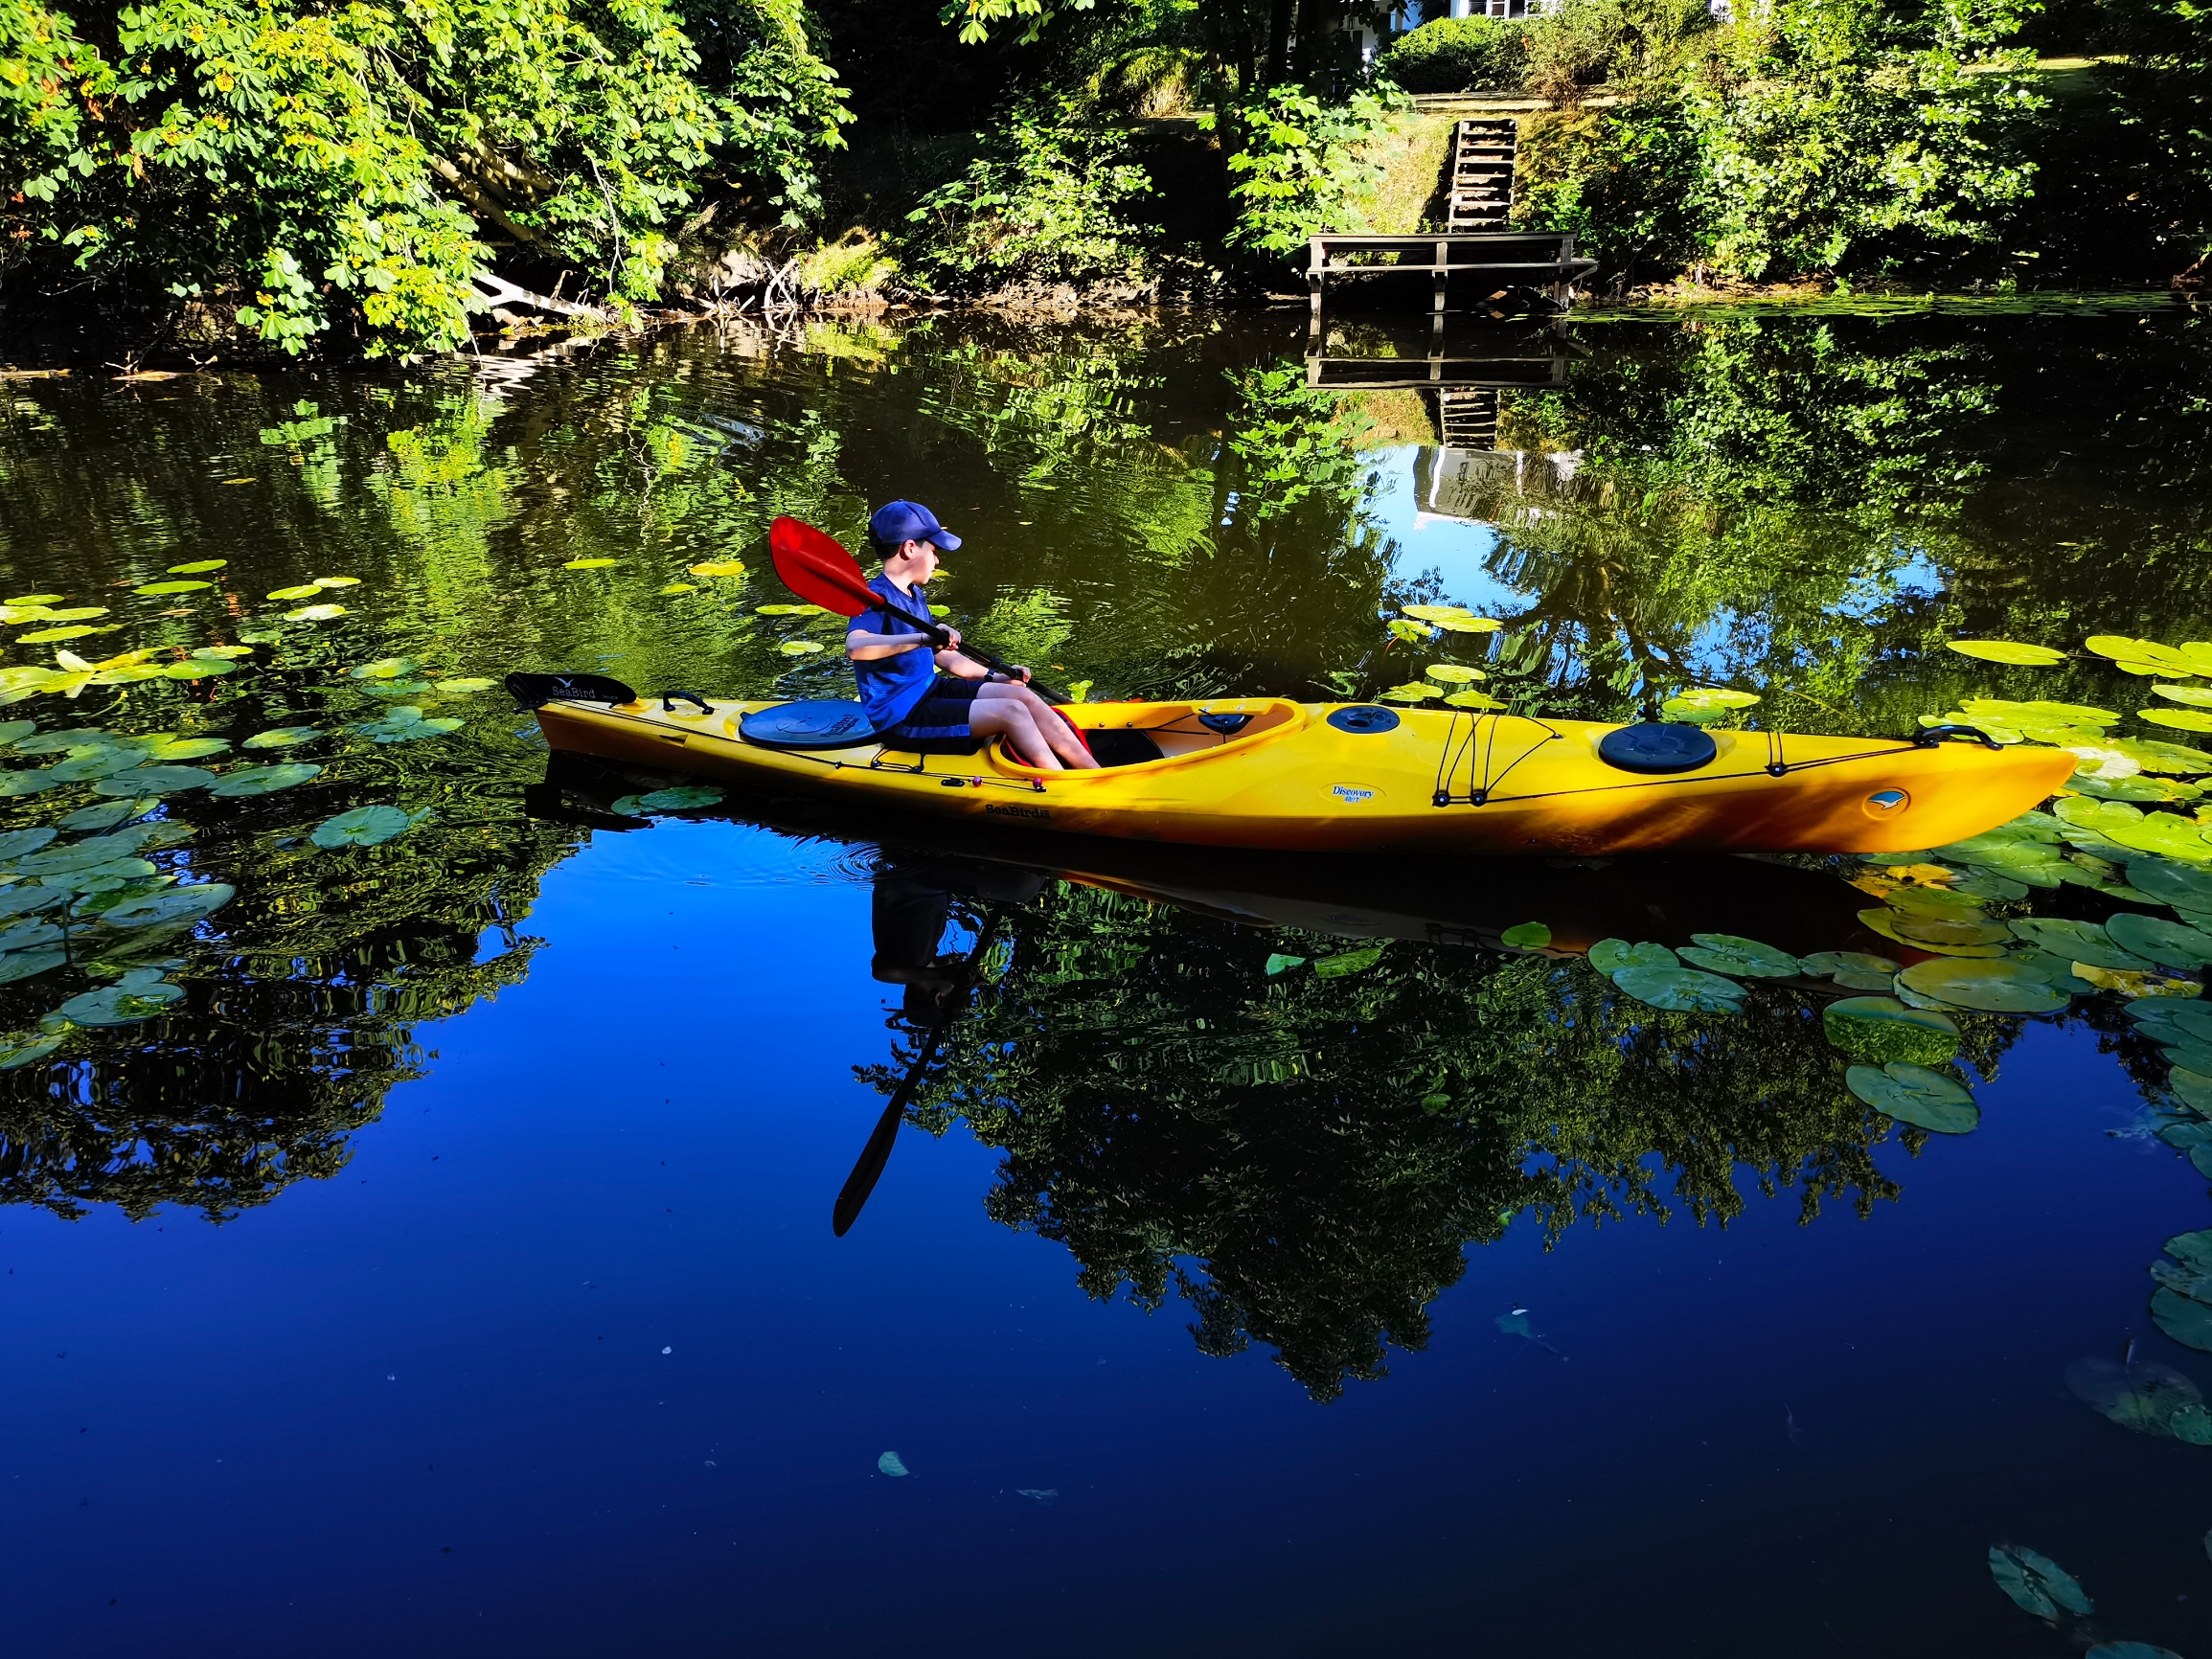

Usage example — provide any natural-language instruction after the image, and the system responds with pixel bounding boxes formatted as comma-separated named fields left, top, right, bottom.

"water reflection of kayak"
left=531, top=750, right=1884, bottom=966
left=515, top=677, right=2075, bottom=858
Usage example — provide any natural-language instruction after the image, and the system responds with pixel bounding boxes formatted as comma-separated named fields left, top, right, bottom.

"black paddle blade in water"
left=505, top=670, right=639, bottom=708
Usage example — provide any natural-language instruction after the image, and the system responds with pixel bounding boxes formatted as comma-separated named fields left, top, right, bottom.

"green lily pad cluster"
left=1989, top=1543, right=2093, bottom=1620
left=353, top=707, right=464, bottom=743
left=2064, top=1353, right=2212, bottom=1441
left=2150, top=1230, right=2212, bottom=1352
left=608, top=785, right=726, bottom=815
left=1660, top=687, right=1759, bottom=725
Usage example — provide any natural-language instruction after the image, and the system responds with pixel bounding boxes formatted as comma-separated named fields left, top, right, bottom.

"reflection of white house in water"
left=1413, top=444, right=1583, bottom=529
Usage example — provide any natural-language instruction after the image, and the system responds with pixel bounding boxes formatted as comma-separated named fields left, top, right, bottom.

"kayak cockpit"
left=992, top=698, right=1305, bottom=776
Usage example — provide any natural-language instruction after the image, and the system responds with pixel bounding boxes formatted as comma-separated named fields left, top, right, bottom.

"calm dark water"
left=4, top=297, right=2212, bottom=1656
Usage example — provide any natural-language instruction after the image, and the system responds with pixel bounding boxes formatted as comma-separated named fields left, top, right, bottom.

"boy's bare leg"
left=976, top=682, right=1099, bottom=768
left=969, top=701, right=1063, bottom=770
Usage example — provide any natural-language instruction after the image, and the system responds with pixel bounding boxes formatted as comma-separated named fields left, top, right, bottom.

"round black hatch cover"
left=1327, top=705, right=1401, bottom=735
left=1598, top=721, right=1720, bottom=774
left=739, top=699, right=881, bottom=750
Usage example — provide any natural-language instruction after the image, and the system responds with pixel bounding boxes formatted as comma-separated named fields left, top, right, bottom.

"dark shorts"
left=881, top=675, right=985, bottom=755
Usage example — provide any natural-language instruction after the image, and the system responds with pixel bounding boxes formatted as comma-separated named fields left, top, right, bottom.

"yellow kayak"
left=519, top=684, right=2076, bottom=857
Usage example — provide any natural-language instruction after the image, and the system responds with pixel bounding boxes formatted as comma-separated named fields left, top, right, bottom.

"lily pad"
left=266, top=584, right=324, bottom=601
left=2143, top=707, right=2212, bottom=732
left=1679, top=933, right=1801, bottom=977
left=0, top=828, right=58, bottom=860
left=431, top=678, right=498, bottom=694
left=1613, top=965, right=1745, bottom=1013
left=1859, top=908, right=2006, bottom=955
left=1800, top=950, right=1904, bottom=980
left=564, top=558, right=621, bottom=570
left=2111, top=737, right=2212, bottom=775
left=98, top=882, right=233, bottom=930
left=2084, top=1645, right=2184, bottom=1659
left=2175, top=1068, right=2212, bottom=1116
left=1945, top=639, right=2068, bottom=665
left=143, top=738, right=230, bottom=761
left=1499, top=921, right=1552, bottom=949
left=689, top=560, right=747, bottom=578
left=310, top=806, right=422, bottom=848
left=1430, top=614, right=1502, bottom=634
left=209, top=762, right=323, bottom=797
left=94, top=766, right=215, bottom=797
left=1897, top=957, right=2071, bottom=1012
left=242, top=726, right=324, bottom=749
left=14, top=831, right=150, bottom=875
left=167, top=559, right=226, bottom=574
left=351, top=657, right=421, bottom=680
left=634, top=785, right=724, bottom=811
left=2153, top=684, right=2212, bottom=709
left=0, top=917, right=62, bottom=952
left=310, top=576, right=359, bottom=587
left=1312, top=943, right=1385, bottom=979
left=1887, top=911, right=2014, bottom=948
left=0, top=946, right=66, bottom=984
left=1988, top=1543, right=2093, bottom=1620
left=353, top=709, right=463, bottom=743
left=2065, top=1355, right=2202, bottom=1434
left=1442, top=690, right=1506, bottom=710
left=0, top=1032, right=66, bottom=1069
left=0, top=720, right=35, bottom=747
left=161, top=657, right=236, bottom=679
left=2154, top=1284, right=2212, bottom=1352
left=283, top=603, right=347, bottom=622
left=778, top=640, right=825, bottom=657
left=1425, top=664, right=1482, bottom=684
left=1264, top=954, right=1306, bottom=975
left=16, top=624, right=121, bottom=643
left=2008, top=917, right=2152, bottom=969
left=1823, top=998, right=1960, bottom=1065
left=1589, top=939, right=1676, bottom=972
left=1847, top=1061, right=1978, bottom=1131
left=57, top=979, right=185, bottom=1027
left=2106, top=911, right=2212, bottom=967
left=133, top=580, right=211, bottom=595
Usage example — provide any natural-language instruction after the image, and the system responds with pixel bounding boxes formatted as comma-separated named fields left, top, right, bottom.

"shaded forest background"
left=1, top=0, right=2206, bottom=360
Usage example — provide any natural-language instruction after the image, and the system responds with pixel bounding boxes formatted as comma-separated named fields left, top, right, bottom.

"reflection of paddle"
left=769, top=516, right=1068, bottom=706
left=832, top=914, right=1001, bottom=1238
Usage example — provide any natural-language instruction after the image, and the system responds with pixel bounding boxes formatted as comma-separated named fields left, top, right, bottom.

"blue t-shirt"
left=851, top=575, right=941, bottom=731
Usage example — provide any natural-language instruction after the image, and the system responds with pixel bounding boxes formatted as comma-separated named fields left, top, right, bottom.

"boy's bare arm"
left=846, top=625, right=959, bottom=662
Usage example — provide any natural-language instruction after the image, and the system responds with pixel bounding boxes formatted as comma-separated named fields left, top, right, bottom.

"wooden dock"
left=1307, top=231, right=1599, bottom=321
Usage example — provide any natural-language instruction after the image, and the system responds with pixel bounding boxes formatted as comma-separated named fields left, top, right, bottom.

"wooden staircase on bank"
left=1445, top=119, right=1516, bottom=233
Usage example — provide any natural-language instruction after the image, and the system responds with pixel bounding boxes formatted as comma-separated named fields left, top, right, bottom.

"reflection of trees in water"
left=0, top=789, right=578, bottom=1223
left=901, top=882, right=2021, bottom=1401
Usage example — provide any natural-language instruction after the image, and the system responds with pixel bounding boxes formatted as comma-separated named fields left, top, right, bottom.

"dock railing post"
left=1308, top=236, right=1325, bottom=336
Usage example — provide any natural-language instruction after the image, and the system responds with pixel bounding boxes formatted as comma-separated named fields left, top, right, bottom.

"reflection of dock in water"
left=1308, top=324, right=1583, bottom=527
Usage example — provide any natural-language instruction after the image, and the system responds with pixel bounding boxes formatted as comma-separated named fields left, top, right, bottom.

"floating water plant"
left=1896, top=957, right=2069, bottom=1013
left=283, top=603, right=347, bottom=622
left=1613, top=964, right=1745, bottom=1012
left=209, top=763, right=322, bottom=797
left=689, top=560, right=747, bottom=578
left=352, top=707, right=462, bottom=743
left=2153, top=1232, right=2212, bottom=1352
left=1499, top=921, right=1552, bottom=949
left=1988, top=1544, right=2093, bottom=1621
left=310, top=806, right=425, bottom=848
left=1823, top=998, right=1958, bottom=1065
left=241, top=726, right=323, bottom=749
left=167, top=559, right=226, bottom=574
left=1945, top=640, right=2067, bottom=665
left=1847, top=1061, right=1977, bottom=1131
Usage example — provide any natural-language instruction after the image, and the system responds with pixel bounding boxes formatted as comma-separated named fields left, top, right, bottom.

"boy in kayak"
left=845, top=500, right=1098, bottom=771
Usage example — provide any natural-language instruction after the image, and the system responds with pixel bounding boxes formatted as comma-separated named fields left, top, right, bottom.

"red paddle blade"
left=769, top=516, right=875, bottom=618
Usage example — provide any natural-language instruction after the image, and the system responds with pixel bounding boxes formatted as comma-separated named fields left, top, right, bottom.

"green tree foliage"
left=1216, top=81, right=1406, bottom=257
left=898, top=97, right=1158, bottom=291
left=0, top=0, right=847, bottom=356
left=1515, top=0, right=2044, bottom=282
left=1375, top=14, right=1528, bottom=92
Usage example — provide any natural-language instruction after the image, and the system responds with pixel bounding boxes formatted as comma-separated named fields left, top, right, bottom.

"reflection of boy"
left=844, top=500, right=1097, bottom=772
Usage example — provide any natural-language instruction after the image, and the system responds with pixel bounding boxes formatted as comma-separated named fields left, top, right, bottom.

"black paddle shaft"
left=831, top=915, right=1002, bottom=1238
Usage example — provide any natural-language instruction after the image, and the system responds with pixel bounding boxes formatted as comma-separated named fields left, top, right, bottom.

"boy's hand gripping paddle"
left=768, top=516, right=1066, bottom=705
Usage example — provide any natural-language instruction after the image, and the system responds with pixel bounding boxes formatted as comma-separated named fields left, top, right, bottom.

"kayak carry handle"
left=659, top=690, right=715, bottom=716
left=1912, top=723, right=2003, bottom=751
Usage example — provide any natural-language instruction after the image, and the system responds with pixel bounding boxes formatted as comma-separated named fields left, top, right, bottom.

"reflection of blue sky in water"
left=1366, top=443, right=1955, bottom=693
left=1366, top=443, right=1511, bottom=611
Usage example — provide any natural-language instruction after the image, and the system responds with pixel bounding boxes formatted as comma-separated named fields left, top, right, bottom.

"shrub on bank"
left=1377, top=16, right=1529, bottom=93
left=898, top=101, right=1159, bottom=292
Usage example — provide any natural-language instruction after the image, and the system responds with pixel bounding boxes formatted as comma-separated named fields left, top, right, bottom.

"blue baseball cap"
left=869, top=499, right=961, bottom=553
